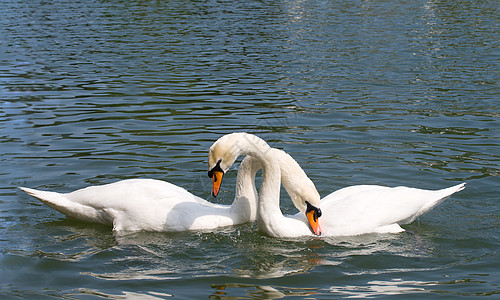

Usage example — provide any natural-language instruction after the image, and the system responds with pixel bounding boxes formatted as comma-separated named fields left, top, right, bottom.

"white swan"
left=19, top=155, right=262, bottom=233
left=316, top=182, right=465, bottom=236
left=208, top=132, right=466, bottom=238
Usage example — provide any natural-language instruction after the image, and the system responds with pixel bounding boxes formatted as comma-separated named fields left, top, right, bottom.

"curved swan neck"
left=255, top=150, right=290, bottom=237
left=230, top=156, right=261, bottom=222
left=230, top=132, right=272, bottom=157
left=249, top=146, right=319, bottom=237
left=209, top=133, right=314, bottom=237
left=209, top=133, right=272, bottom=173
left=269, top=148, right=321, bottom=214
left=212, top=133, right=285, bottom=236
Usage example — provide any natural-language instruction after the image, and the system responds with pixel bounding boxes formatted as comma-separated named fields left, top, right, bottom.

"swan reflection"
left=210, top=283, right=318, bottom=299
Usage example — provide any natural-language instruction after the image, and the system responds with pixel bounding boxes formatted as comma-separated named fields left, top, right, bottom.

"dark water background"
left=1, top=0, right=499, bottom=298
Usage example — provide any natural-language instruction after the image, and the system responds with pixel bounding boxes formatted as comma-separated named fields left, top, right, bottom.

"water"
left=1, top=0, right=499, bottom=298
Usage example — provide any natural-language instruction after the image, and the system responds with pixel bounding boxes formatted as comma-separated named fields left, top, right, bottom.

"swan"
left=207, top=132, right=466, bottom=238
left=19, top=155, right=263, bottom=232
left=19, top=146, right=315, bottom=233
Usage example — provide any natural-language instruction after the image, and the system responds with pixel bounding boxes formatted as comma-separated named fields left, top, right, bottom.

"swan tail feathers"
left=401, top=182, right=466, bottom=224
left=442, top=182, right=466, bottom=194
left=19, top=187, right=104, bottom=224
left=426, top=182, right=466, bottom=210
left=20, top=187, right=68, bottom=207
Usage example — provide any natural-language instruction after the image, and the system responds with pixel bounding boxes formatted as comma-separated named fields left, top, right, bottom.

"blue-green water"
left=1, top=0, right=499, bottom=298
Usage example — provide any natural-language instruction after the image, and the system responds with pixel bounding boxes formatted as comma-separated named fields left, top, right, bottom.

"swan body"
left=314, top=182, right=465, bottom=236
left=20, top=155, right=261, bottom=233
left=208, top=132, right=465, bottom=238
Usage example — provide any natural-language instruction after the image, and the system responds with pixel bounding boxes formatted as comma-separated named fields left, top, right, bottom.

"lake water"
left=1, top=0, right=499, bottom=298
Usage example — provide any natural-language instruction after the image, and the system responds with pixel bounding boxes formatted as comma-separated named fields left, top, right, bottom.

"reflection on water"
left=76, top=226, right=441, bottom=285
left=210, top=283, right=318, bottom=299
left=329, top=278, right=433, bottom=298
left=231, top=246, right=323, bottom=279
left=72, top=289, right=173, bottom=300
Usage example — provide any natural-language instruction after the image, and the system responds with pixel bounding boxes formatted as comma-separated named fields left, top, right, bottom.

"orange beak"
left=306, top=202, right=322, bottom=236
left=211, top=170, right=224, bottom=197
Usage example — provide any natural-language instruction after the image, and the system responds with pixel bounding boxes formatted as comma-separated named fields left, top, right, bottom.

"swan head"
left=208, top=133, right=245, bottom=197
left=286, top=176, right=322, bottom=236
left=208, top=133, right=270, bottom=197
left=283, top=187, right=322, bottom=236
left=306, top=201, right=322, bottom=236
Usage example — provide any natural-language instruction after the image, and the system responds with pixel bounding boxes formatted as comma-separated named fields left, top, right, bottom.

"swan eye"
left=208, top=159, right=223, bottom=178
left=316, top=208, right=322, bottom=218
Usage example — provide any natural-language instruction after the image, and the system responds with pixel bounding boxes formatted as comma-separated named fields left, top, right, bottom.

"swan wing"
left=320, top=183, right=465, bottom=236
left=20, top=179, right=223, bottom=231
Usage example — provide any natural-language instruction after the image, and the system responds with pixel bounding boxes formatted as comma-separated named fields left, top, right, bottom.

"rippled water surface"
left=1, top=0, right=499, bottom=298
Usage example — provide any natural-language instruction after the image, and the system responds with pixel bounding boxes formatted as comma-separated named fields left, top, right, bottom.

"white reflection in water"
left=329, top=278, right=436, bottom=298
left=211, top=283, right=318, bottom=299
left=72, top=289, right=173, bottom=299
left=83, top=269, right=181, bottom=281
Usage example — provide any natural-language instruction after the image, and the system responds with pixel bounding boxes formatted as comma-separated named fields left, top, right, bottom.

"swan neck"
left=231, top=156, right=261, bottom=222
left=256, top=151, right=287, bottom=236
left=237, top=135, right=272, bottom=159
